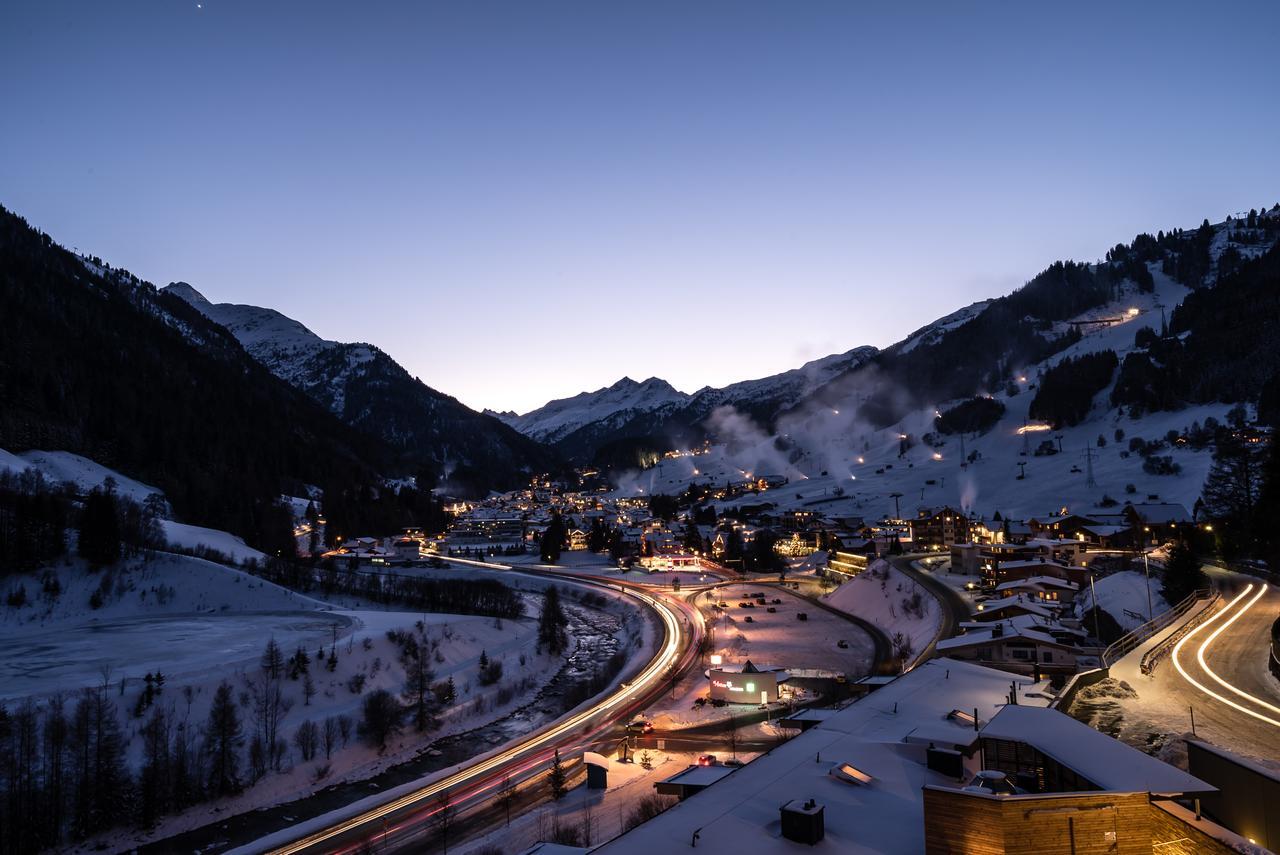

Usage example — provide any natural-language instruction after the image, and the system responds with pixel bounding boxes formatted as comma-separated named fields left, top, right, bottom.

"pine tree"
left=548, top=748, right=567, bottom=800
left=540, top=512, right=566, bottom=563
left=302, top=671, right=317, bottom=706
left=1162, top=542, right=1206, bottom=604
left=78, top=487, right=121, bottom=567
left=260, top=637, right=284, bottom=680
left=205, top=682, right=243, bottom=797
left=1202, top=430, right=1267, bottom=556
left=401, top=641, right=435, bottom=733
left=537, top=586, right=568, bottom=655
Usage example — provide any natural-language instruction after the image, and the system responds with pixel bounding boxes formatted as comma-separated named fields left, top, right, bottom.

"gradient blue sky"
left=3, top=2, right=1278, bottom=413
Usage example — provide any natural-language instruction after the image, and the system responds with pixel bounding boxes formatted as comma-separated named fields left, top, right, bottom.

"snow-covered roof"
left=971, top=597, right=1056, bottom=618
left=936, top=620, right=1077, bottom=651
left=661, top=764, right=738, bottom=788
left=1125, top=502, right=1192, bottom=524
left=1080, top=524, right=1130, bottom=537
left=595, top=659, right=1046, bottom=855
left=980, top=706, right=1214, bottom=795
left=994, top=576, right=1079, bottom=592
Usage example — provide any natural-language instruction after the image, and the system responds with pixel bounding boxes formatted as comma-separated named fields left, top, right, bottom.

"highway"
left=258, top=565, right=704, bottom=855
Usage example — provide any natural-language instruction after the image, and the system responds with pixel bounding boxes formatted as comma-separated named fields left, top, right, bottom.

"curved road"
left=259, top=565, right=703, bottom=855
left=887, top=553, right=971, bottom=661
left=1166, top=581, right=1280, bottom=756
left=1108, top=577, right=1280, bottom=762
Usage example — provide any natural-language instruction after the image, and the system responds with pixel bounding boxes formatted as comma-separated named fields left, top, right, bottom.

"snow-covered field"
left=644, top=582, right=873, bottom=731
left=706, top=583, right=873, bottom=675
left=823, top=560, right=941, bottom=664
left=0, top=550, right=657, bottom=853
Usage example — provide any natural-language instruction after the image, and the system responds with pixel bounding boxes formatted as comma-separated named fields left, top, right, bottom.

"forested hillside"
left=0, top=206, right=391, bottom=549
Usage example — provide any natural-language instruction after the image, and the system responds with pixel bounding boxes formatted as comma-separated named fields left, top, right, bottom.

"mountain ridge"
left=163, top=283, right=557, bottom=493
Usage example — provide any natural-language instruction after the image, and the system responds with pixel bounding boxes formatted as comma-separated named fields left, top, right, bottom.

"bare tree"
left=496, top=773, right=516, bottom=826
left=322, top=716, right=339, bottom=760
left=246, top=670, right=293, bottom=771
left=433, top=787, right=456, bottom=854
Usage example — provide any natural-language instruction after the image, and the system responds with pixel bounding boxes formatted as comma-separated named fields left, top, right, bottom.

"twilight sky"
left=3, top=2, right=1278, bottom=414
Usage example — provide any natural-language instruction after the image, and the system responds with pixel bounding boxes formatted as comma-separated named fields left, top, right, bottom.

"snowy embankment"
left=160, top=519, right=267, bottom=563
left=0, top=448, right=163, bottom=502
left=822, top=559, right=941, bottom=664
left=1076, top=570, right=1171, bottom=631
left=0, top=445, right=267, bottom=563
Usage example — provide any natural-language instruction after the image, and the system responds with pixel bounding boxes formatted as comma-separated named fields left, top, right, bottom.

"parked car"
left=697, top=754, right=718, bottom=766
left=837, top=639, right=849, bottom=649
left=797, top=612, right=808, bottom=621
left=722, top=758, right=745, bottom=768
left=767, top=607, right=777, bottom=613
left=744, top=615, right=754, bottom=623
left=771, top=598, right=782, bottom=604
left=626, top=717, right=654, bottom=734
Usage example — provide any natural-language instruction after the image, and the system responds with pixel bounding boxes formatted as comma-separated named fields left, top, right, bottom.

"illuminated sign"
left=708, top=669, right=779, bottom=703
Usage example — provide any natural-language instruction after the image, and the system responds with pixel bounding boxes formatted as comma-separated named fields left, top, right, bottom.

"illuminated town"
left=2, top=4, right=1279, bottom=855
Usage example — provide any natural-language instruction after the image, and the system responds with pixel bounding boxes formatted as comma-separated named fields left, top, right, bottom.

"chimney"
left=992, top=622, right=1004, bottom=638
left=780, top=799, right=825, bottom=845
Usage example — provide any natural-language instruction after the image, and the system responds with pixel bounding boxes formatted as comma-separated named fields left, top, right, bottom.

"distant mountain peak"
left=165, top=281, right=210, bottom=306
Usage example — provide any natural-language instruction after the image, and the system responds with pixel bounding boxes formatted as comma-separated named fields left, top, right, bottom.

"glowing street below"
left=1172, top=583, right=1280, bottom=730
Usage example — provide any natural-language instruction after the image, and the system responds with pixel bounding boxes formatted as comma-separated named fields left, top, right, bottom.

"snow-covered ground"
left=606, top=271, right=1233, bottom=523
left=644, top=583, right=874, bottom=731
left=823, top=560, right=942, bottom=664
left=160, top=519, right=268, bottom=563
left=0, top=550, right=657, bottom=854
left=1076, top=569, right=1171, bottom=631
left=0, top=447, right=163, bottom=503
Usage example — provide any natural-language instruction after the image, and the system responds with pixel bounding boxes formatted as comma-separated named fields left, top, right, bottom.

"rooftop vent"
left=780, top=798, right=825, bottom=845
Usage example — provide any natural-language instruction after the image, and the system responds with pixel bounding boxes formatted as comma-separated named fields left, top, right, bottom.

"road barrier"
left=1139, top=590, right=1221, bottom=676
left=1101, top=587, right=1213, bottom=667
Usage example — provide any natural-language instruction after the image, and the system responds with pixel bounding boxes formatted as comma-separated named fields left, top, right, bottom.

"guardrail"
left=1101, top=587, right=1213, bottom=667
left=1139, top=591, right=1220, bottom=676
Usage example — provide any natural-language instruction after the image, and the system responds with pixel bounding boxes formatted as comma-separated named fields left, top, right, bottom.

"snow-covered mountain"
left=504, top=346, right=880, bottom=461
left=604, top=208, right=1280, bottom=517
left=164, top=283, right=555, bottom=492
left=501, top=376, right=691, bottom=444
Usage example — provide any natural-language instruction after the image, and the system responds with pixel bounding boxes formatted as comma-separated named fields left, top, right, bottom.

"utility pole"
left=1088, top=572, right=1101, bottom=642
left=1142, top=548, right=1154, bottom=621
left=890, top=493, right=903, bottom=520
left=1084, top=446, right=1097, bottom=490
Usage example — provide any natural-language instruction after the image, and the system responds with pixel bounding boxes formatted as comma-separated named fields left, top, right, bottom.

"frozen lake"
left=0, top=609, right=352, bottom=700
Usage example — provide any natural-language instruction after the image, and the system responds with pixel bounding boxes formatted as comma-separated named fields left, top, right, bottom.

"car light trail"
left=267, top=578, right=687, bottom=855
left=1172, top=584, right=1280, bottom=730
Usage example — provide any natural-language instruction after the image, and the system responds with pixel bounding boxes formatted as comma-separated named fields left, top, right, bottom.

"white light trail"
left=269, top=575, right=688, bottom=854
left=1172, top=584, right=1280, bottom=730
